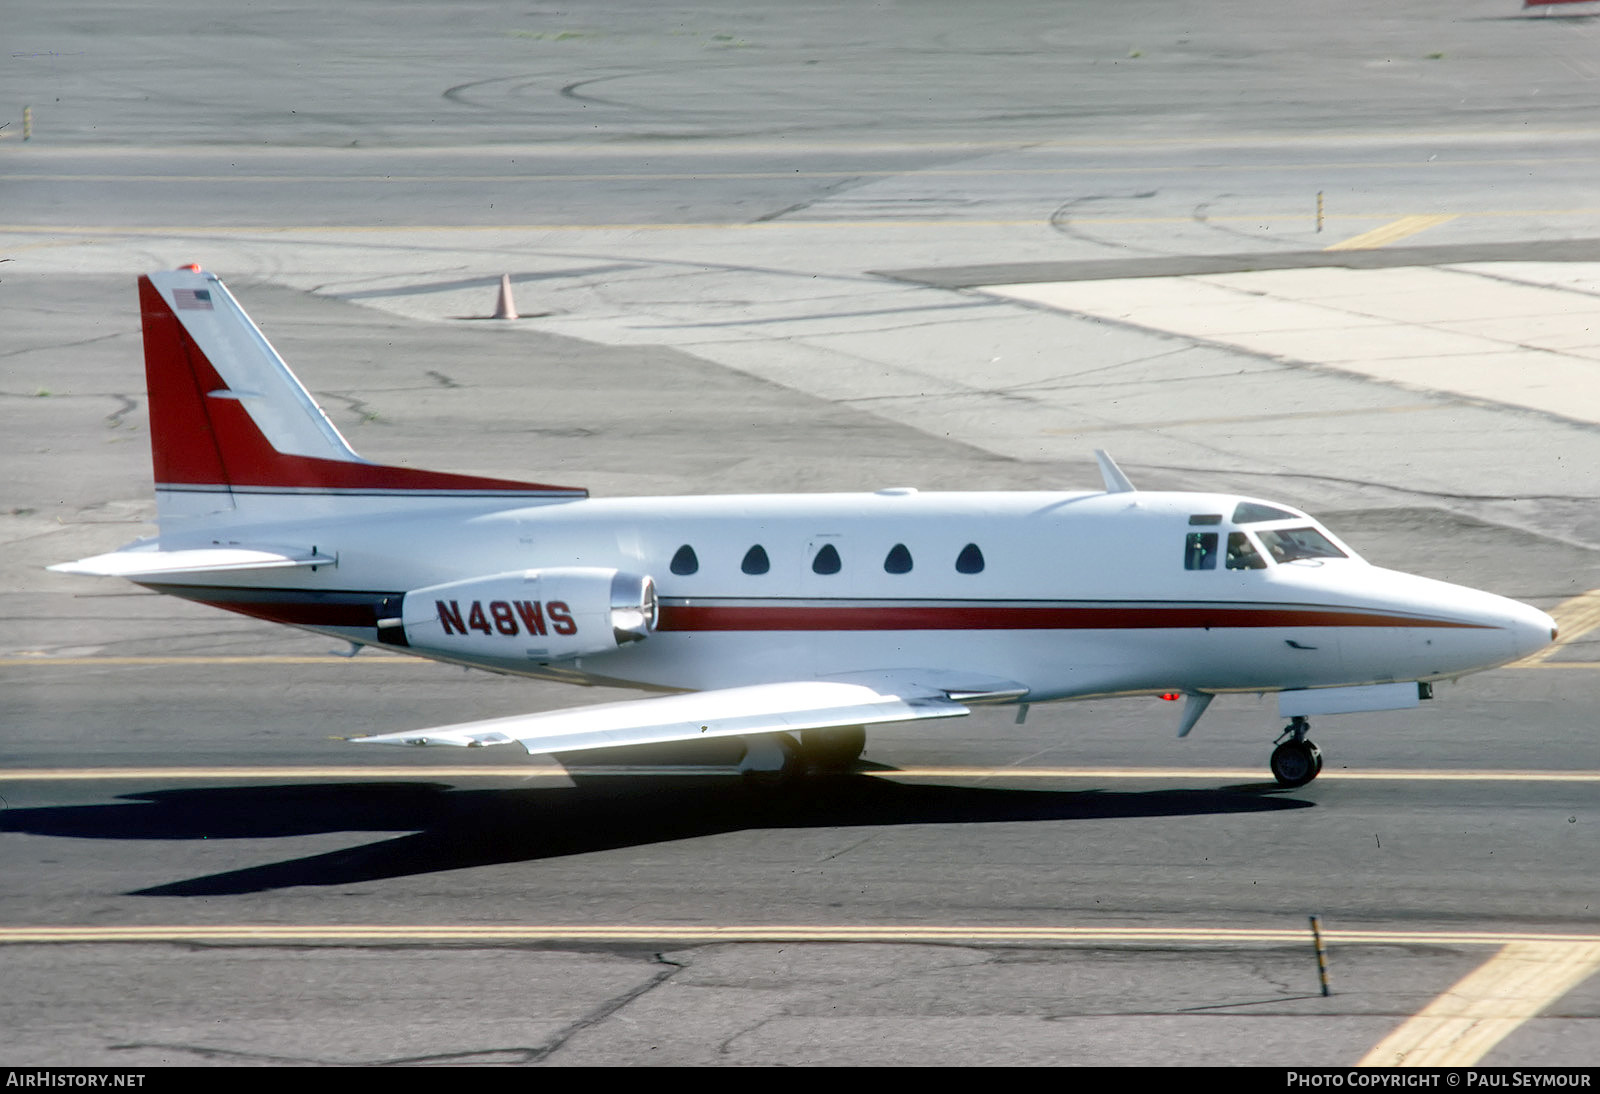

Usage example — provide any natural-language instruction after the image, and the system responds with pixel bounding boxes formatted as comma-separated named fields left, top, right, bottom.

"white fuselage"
left=143, top=488, right=1555, bottom=704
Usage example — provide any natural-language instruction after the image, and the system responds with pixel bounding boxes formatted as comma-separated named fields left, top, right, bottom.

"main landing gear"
left=738, top=727, right=867, bottom=783
left=1269, top=716, right=1323, bottom=788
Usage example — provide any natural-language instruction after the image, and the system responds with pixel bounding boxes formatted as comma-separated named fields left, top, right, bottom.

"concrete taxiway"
left=3, top=0, right=1599, bottom=1068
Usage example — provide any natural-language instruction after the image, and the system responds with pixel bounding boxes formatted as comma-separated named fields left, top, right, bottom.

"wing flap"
left=351, top=680, right=969, bottom=755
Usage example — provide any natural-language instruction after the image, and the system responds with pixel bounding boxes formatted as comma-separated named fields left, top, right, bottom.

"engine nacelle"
left=378, top=567, right=656, bottom=662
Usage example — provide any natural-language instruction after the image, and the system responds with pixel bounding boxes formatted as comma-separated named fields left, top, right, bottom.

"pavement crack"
left=1192, top=193, right=1305, bottom=250
left=1049, top=191, right=1167, bottom=255
left=717, top=1014, right=778, bottom=1057
left=752, top=175, right=864, bottom=223
left=818, top=833, right=876, bottom=862
left=109, top=1041, right=328, bottom=1066
left=320, top=391, right=384, bottom=425
left=534, top=952, right=686, bottom=1062
left=0, top=332, right=125, bottom=360
left=379, top=1046, right=548, bottom=1065
left=425, top=369, right=461, bottom=388
left=105, top=393, right=138, bottom=428
left=111, top=1039, right=546, bottom=1067
left=1445, top=263, right=1600, bottom=301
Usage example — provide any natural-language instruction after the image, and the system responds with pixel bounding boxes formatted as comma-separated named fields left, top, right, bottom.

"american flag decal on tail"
left=173, top=288, right=213, bottom=310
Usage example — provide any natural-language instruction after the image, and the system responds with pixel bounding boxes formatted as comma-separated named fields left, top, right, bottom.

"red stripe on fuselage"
left=146, top=587, right=1492, bottom=635
left=140, top=584, right=390, bottom=628
left=657, top=603, right=1484, bottom=632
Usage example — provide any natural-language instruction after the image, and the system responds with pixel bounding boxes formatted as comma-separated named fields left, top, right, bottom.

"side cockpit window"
left=1184, top=532, right=1218, bottom=570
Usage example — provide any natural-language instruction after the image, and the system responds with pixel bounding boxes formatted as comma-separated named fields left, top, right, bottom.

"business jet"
left=51, top=267, right=1557, bottom=787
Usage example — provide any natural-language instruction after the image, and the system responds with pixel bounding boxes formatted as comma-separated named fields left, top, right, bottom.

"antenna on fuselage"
left=1095, top=450, right=1136, bottom=494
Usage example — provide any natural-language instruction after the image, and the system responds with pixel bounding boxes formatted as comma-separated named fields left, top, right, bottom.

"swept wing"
left=351, top=679, right=970, bottom=755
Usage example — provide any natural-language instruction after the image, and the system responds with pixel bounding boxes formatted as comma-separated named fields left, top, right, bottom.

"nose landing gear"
left=1270, top=716, right=1323, bottom=787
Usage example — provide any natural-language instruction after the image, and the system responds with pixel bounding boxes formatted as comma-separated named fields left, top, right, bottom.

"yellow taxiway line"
left=1359, top=940, right=1600, bottom=1067
left=1324, top=213, right=1459, bottom=251
left=1, top=924, right=1595, bottom=947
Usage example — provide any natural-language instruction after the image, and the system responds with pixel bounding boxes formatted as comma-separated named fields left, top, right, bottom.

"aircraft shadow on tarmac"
left=0, top=775, right=1313, bottom=897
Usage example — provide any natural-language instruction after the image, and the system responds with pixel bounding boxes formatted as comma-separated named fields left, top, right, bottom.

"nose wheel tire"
left=1270, top=739, right=1323, bottom=788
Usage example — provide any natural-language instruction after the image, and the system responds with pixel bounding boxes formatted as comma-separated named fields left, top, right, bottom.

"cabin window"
left=669, top=544, right=698, bottom=575
left=1225, top=532, right=1267, bottom=570
left=741, top=545, right=770, bottom=575
left=883, top=543, right=913, bottom=574
left=1232, top=502, right=1297, bottom=524
left=955, top=543, right=985, bottom=574
left=1257, top=527, right=1346, bottom=563
left=812, top=543, right=842, bottom=575
left=1184, top=532, right=1218, bottom=570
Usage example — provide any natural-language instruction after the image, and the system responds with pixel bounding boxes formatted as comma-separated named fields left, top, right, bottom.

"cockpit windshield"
left=1256, top=526, right=1347, bottom=563
left=1184, top=511, right=1356, bottom=572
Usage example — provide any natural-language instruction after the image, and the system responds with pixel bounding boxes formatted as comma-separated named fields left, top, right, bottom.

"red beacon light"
left=1159, top=693, right=1181, bottom=701
left=178, top=263, right=202, bottom=272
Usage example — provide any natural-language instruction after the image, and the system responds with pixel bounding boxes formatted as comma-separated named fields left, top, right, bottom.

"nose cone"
left=1313, top=567, right=1559, bottom=676
left=1502, top=599, right=1559, bottom=663
left=1420, top=581, right=1557, bottom=668
left=1415, top=579, right=1556, bottom=669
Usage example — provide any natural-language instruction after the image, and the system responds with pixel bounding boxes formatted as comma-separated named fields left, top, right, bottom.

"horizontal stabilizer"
left=49, top=544, right=335, bottom=578
left=351, top=680, right=969, bottom=755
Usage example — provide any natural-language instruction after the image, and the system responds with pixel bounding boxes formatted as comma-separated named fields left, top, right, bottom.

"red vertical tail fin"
left=140, top=267, right=586, bottom=518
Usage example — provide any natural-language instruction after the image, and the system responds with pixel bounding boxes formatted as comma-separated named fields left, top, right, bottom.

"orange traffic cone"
left=493, top=274, right=518, bottom=320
